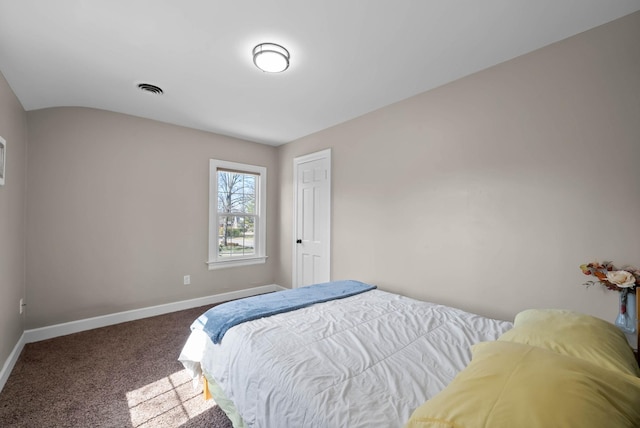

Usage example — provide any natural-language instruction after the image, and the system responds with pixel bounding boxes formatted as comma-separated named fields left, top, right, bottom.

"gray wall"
left=277, top=12, right=640, bottom=322
left=25, top=107, right=279, bottom=328
left=0, top=72, right=27, bottom=367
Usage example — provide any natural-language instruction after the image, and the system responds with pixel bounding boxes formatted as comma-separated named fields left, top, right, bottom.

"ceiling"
left=0, top=1, right=639, bottom=146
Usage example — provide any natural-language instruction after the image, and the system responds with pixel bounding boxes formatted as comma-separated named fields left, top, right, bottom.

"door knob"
left=296, top=239, right=302, bottom=244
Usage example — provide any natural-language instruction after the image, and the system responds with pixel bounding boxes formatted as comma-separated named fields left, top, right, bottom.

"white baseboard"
left=0, top=333, right=25, bottom=393
left=0, top=284, right=285, bottom=391
left=0, top=284, right=285, bottom=393
left=24, top=284, right=285, bottom=344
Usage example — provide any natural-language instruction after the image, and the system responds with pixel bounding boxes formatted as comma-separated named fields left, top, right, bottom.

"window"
left=208, top=159, right=267, bottom=269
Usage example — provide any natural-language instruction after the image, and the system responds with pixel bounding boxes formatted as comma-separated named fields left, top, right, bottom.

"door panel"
left=294, top=149, right=331, bottom=287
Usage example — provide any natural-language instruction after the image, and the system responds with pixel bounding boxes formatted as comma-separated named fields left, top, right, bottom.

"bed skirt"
left=203, top=372, right=247, bottom=428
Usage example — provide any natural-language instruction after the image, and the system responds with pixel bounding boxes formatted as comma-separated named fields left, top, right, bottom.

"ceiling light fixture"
left=253, top=43, right=290, bottom=73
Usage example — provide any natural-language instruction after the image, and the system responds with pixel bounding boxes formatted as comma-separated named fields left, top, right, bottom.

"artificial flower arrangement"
left=580, top=261, right=639, bottom=293
left=580, top=261, right=638, bottom=334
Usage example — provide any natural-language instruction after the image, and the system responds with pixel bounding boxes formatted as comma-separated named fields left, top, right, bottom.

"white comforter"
left=179, top=289, right=512, bottom=428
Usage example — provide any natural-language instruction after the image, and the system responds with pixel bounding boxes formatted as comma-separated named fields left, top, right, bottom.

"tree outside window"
left=208, top=159, right=266, bottom=270
left=217, top=170, right=256, bottom=258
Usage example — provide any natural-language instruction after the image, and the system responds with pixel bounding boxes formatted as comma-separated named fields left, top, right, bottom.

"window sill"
left=206, top=256, right=267, bottom=270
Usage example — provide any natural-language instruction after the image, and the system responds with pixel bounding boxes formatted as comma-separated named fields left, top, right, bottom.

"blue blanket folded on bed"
left=191, top=280, right=376, bottom=344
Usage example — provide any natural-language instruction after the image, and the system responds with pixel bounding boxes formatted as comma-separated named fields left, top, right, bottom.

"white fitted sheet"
left=179, top=289, right=512, bottom=428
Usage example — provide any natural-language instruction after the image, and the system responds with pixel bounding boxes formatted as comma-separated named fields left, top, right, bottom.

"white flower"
left=606, top=270, right=636, bottom=288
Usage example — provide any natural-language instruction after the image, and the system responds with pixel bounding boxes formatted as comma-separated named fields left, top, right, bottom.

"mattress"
left=179, top=289, right=512, bottom=427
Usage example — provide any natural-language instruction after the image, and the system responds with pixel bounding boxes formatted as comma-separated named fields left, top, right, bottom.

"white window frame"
left=207, top=159, right=267, bottom=270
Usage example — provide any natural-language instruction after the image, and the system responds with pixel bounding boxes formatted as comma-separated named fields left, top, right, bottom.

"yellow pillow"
left=406, top=341, right=640, bottom=428
left=498, top=309, right=639, bottom=376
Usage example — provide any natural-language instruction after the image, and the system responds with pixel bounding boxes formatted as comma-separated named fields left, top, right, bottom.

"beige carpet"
left=0, top=305, right=233, bottom=428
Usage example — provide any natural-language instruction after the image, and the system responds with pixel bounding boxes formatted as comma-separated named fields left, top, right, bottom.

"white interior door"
left=293, top=149, right=331, bottom=287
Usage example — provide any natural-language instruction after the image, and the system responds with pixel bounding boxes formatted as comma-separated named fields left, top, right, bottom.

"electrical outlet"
left=19, top=298, right=24, bottom=314
left=183, top=275, right=191, bottom=285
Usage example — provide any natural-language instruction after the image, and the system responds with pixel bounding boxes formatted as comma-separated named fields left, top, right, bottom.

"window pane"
left=218, top=171, right=256, bottom=214
left=209, top=159, right=266, bottom=268
left=218, top=215, right=256, bottom=258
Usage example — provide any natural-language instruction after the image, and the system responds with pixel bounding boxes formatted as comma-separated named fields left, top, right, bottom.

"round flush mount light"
left=253, top=43, right=290, bottom=73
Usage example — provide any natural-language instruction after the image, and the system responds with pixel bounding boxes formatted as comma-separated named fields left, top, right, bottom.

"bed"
left=179, top=281, right=640, bottom=428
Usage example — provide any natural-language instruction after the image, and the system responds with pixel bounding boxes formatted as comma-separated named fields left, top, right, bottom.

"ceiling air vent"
left=137, top=83, right=163, bottom=95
